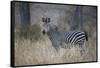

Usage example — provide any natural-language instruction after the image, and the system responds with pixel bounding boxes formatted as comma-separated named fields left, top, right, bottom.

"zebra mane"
left=49, top=24, right=58, bottom=32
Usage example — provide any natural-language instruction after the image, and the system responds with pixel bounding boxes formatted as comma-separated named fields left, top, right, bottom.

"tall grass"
left=15, top=23, right=97, bottom=66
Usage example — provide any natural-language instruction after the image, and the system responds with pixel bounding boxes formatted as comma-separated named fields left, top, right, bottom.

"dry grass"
left=14, top=5, right=97, bottom=66
left=14, top=2, right=97, bottom=66
left=15, top=25, right=97, bottom=66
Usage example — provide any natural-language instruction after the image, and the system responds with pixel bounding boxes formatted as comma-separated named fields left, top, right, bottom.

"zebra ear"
left=47, top=18, right=50, bottom=23
left=42, top=17, right=51, bottom=23
left=42, top=17, right=47, bottom=23
left=45, top=18, right=50, bottom=23
left=42, top=17, right=45, bottom=22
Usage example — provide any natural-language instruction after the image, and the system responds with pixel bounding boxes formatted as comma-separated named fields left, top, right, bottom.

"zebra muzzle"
left=42, top=30, right=46, bottom=35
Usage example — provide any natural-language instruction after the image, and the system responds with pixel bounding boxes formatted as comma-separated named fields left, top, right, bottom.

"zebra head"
left=42, top=17, right=58, bottom=35
left=42, top=17, right=51, bottom=34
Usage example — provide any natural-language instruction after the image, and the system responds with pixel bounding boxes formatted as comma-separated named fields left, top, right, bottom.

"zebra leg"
left=68, top=44, right=70, bottom=49
left=52, top=44, right=60, bottom=51
left=51, top=41, right=60, bottom=51
left=79, top=42, right=86, bottom=55
left=60, top=42, right=68, bottom=49
left=54, top=46, right=59, bottom=51
left=66, top=43, right=71, bottom=49
left=81, top=40, right=88, bottom=54
left=64, top=42, right=71, bottom=49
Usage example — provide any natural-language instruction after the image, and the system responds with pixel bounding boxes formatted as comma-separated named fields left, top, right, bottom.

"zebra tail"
left=84, top=31, right=88, bottom=41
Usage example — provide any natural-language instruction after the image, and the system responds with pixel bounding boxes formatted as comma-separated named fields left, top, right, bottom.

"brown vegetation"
left=15, top=23, right=97, bottom=66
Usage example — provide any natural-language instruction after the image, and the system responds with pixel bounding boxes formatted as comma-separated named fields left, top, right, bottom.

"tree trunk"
left=70, top=6, right=83, bottom=31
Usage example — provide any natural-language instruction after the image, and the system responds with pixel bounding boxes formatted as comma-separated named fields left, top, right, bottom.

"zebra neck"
left=47, top=30, right=59, bottom=38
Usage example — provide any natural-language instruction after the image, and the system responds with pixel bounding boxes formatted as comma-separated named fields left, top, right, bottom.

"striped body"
left=42, top=17, right=88, bottom=53
left=47, top=28, right=87, bottom=50
left=62, top=31, right=86, bottom=47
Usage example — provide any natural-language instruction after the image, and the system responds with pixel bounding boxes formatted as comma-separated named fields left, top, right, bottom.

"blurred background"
left=14, top=1, right=97, bottom=66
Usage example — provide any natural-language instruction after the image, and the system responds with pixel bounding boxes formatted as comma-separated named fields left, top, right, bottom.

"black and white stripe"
left=42, top=17, right=88, bottom=53
left=65, top=31, right=86, bottom=45
left=61, top=31, right=87, bottom=49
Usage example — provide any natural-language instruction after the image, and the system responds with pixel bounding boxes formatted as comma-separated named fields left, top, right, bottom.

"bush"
left=17, top=24, right=42, bottom=41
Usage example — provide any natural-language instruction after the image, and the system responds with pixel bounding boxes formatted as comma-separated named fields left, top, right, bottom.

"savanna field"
left=14, top=2, right=97, bottom=66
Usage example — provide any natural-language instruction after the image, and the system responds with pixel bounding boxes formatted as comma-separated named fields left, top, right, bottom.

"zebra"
left=42, top=17, right=88, bottom=54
